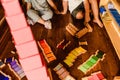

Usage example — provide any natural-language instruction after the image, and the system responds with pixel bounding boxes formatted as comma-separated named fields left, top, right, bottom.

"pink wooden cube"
left=25, top=66, right=49, bottom=80
left=19, top=54, right=43, bottom=71
left=6, top=13, right=27, bottom=31
left=15, top=40, right=39, bottom=58
left=11, top=27, right=34, bottom=45
left=1, top=0, right=22, bottom=16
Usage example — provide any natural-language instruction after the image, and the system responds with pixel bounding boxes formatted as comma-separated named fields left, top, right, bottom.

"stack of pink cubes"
left=1, top=0, right=50, bottom=80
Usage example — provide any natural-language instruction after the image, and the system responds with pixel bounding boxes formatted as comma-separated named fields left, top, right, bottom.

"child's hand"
left=54, top=10, right=61, bottom=14
left=60, top=11, right=67, bottom=15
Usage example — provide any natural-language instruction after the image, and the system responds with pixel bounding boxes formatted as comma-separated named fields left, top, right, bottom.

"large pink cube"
left=19, top=55, right=43, bottom=71
left=15, top=40, right=39, bottom=58
left=6, top=13, right=27, bottom=31
left=1, top=0, right=22, bottom=16
left=11, top=27, right=34, bottom=45
left=25, top=67, right=50, bottom=80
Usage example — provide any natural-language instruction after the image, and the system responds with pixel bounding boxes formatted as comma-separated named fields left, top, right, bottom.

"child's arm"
left=47, top=0, right=60, bottom=14
left=61, top=0, right=68, bottom=15
left=83, top=0, right=90, bottom=22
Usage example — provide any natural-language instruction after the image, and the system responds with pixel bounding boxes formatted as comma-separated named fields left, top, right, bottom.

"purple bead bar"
left=10, top=60, right=16, bottom=66
left=14, top=66, right=21, bottom=72
left=11, top=64, right=18, bottom=69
